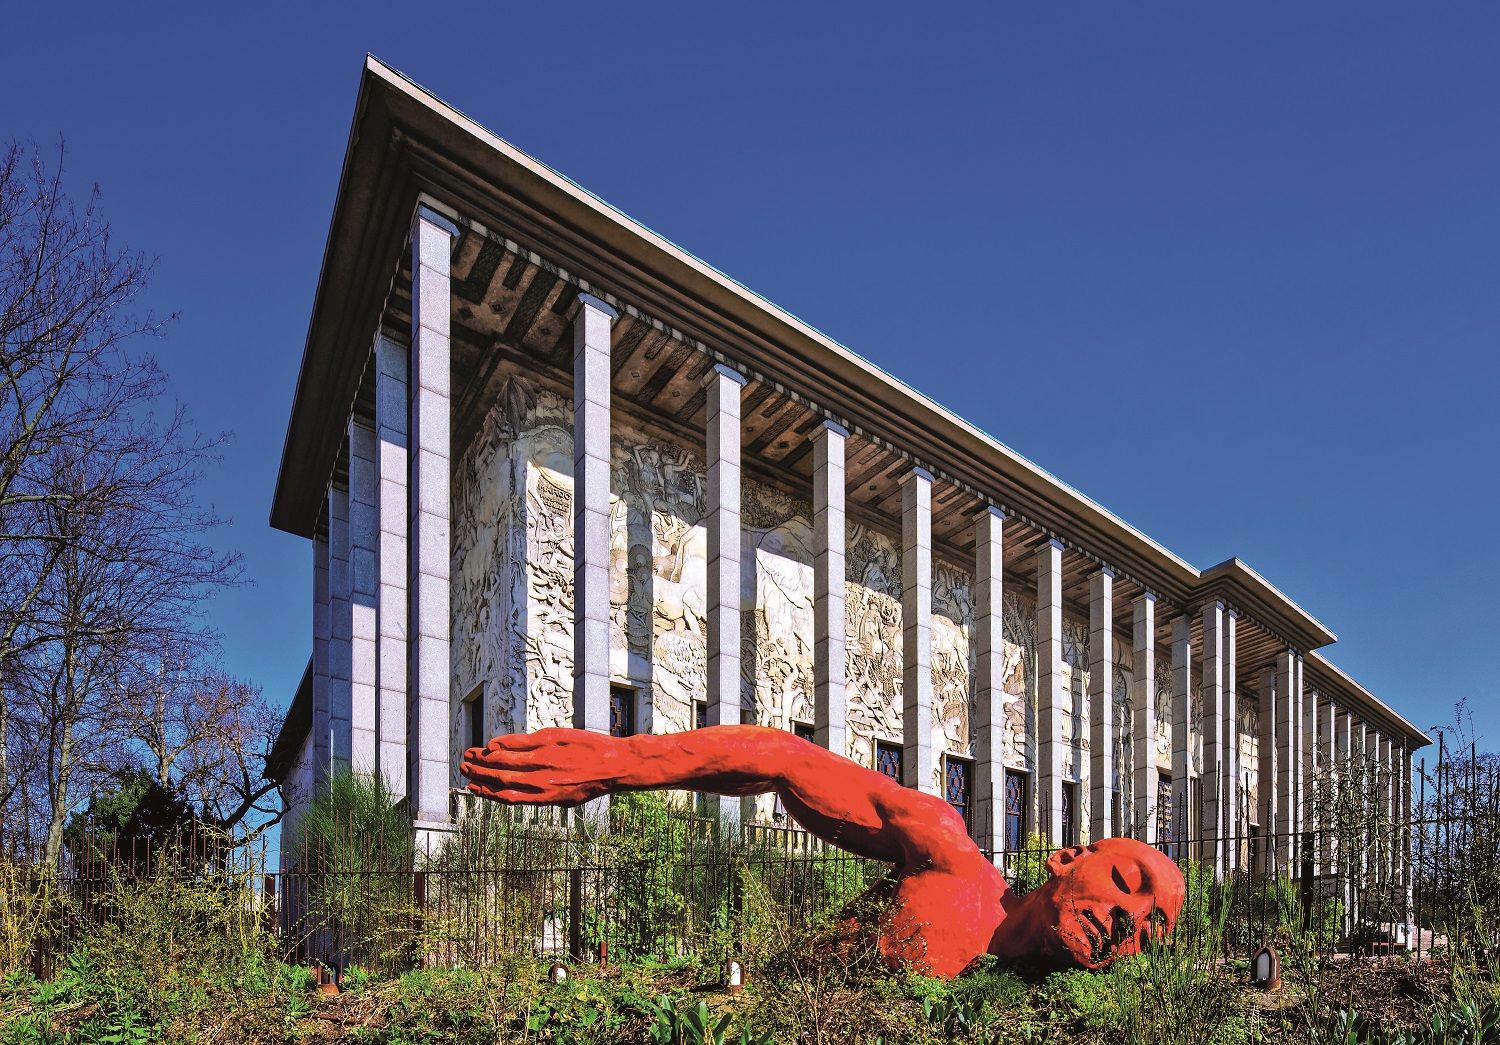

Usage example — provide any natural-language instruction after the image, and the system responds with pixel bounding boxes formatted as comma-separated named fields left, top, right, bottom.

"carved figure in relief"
left=463, top=727, right=1184, bottom=978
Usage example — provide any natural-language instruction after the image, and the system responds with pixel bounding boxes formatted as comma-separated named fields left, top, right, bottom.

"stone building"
left=267, top=59, right=1427, bottom=869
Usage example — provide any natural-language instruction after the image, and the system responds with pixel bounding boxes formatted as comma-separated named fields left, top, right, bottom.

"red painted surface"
left=461, top=725, right=1184, bottom=977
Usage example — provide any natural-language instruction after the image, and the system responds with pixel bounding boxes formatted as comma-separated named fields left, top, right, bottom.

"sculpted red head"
left=998, top=838, right=1185, bottom=969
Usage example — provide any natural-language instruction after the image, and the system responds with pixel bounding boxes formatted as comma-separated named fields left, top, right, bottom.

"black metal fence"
left=9, top=799, right=1498, bottom=980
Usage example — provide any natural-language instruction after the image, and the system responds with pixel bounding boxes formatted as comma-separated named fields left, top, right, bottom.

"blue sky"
left=3, top=3, right=1496, bottom=757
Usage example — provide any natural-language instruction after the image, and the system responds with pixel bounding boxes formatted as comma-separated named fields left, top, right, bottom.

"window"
left=1005, top=771, right=1028, bottom=851
left=609, top=686, right=636, bottom=738
left=1248, top=824, right=1260, bottom=870
left=1061, top=782, right=1078, bottom=847
left=694, top=700, right=707, bottom=730
left=1157, top=773, right=1175, bottom=845
left=792, top=721, right=815, bottom=743
left=875, top=742, right=903, bottom=784
left=945, top=757, right=972, bottom=834
left=464, top=685, right=486, bottom=752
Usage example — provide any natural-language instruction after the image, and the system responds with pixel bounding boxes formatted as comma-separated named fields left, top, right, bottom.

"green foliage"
left=63, top=772, right=197, bottom=860
left=290, top=770, right=417, bottom=973
left=0, top=858, right=66, bottom=978
left=1009, top=832, right=1053, bottom=895
left=1109, top=931, right=1249, bottom=1045
left=608, top=791, right=694, bottom=960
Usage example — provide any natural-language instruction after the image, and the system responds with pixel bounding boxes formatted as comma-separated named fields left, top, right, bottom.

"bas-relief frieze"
left=451, top=379, right=989, bottom=809
left=449, top=376, right=1258, bottom=818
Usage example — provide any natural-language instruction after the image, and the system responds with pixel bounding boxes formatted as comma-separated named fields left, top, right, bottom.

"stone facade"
left=447, top=375, right=1253, bottom=836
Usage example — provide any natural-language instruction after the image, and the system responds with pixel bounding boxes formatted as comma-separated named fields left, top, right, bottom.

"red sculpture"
left=461, top=725, right=1184, bottom=977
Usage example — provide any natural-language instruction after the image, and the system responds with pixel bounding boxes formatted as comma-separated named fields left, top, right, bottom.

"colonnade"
left=304, top=202, right=1415, bottom=869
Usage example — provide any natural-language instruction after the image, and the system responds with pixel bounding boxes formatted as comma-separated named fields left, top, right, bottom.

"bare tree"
left=0, top=140, right=245, bottom=862
left=117, top=646, right=284, bottom=841
left=25, top=425, right=239, bottom=866
left=0, top=139, right=169, bottom=836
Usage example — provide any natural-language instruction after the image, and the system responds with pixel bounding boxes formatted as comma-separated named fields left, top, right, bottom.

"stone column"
left=901, top=468, right=936, bottom=794
left=1300, top=659, right=1317, bottom=870
left=1275, top=650, right=1297, bottom=871
left=1200, top=601, right=1224, bottom=872
left=1379, top=734, right=1395, bottom=880
left=409, top=205, right=457, bottom=834
left=571, top=292, right=617, bottom=735
left=1258, top=666, right=1277, bottom=872
left=1170, top=615, right=1192, bottom=852
left=973, top=506, right=1006, bottom=857
left=1038, top=539, right=1065, bottom=843
left=1355, top=721, right=1369, bottom=878
left=1131, top=593, right=1157, bottom=842
left=329, top=482, right=353, bottom=774
left=1293, top=655, right=1306, bottom=865
left=1088, top=567, right=1114, bottom=841
left=812, top=421, right=848, bottom=757
left=1319, top=693, right=1337, bottom=867
left=1223, top=610, right=1239, bottom=858
left=375, top=334, right=409, bottom=797
left=707, top=363, right=747, bottom=823
left=312, top=523, right=331, bottom=795
left=349, top=420, right=379, bottom=774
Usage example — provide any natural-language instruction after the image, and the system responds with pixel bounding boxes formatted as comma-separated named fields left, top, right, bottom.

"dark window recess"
left=466, top=688, right=486, bottom=751
left=1005, top=771, right=1028, bottom=851
left=1248, top=825, right=1260, bottom=869
left=1158, top=774, right=1175, bottom=844
left=695, top=701, right=707, bottom=730
left=1061, top=782, right=1078, bottom=847
left=792, top=721, right=816, bottom=743
left=945, top=758, right=972, bottom=834
left=875, top=742, right=903, bottom=784
left=609, top=686, right=636, bottom=738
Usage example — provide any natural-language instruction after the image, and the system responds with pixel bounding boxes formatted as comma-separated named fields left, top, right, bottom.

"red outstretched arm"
left=461, top=725, right=981, bottom=875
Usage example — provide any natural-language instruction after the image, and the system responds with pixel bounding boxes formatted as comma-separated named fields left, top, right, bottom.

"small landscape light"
left=1250, top=944, right=1281, bottom=990
left=314, top=964, right=339, bottom=997
left=549, top=960, right=568, bottom=984
left=725, top=957, right=745, bottom=995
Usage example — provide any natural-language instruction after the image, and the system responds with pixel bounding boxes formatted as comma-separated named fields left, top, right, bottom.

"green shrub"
left=1009, top=831, right=1053, bottom=896
left=288, top=771, right=418, bottom=974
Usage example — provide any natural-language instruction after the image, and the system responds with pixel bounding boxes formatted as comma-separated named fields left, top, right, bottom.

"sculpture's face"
left=1028, top=838, right=1185, bottom=968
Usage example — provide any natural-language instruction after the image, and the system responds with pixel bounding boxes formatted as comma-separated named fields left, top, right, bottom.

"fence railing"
left=11, top=805, right=1498, bottom=980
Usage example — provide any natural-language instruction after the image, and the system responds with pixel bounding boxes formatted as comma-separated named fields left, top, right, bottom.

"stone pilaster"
left=1275, top=650, right=1297, bottom=870
left=312, top=525, right=331, bottom=795
left=902, top=468, right=936, bottom=794
left=329, top=482, right=352, bottom=774
left=409, top=205, right=457, bottom=832
left=348, top=420, right=379, bottom=774
left=1223, top=610, right=1239, bottom=851
left=707, top=363, right=747, bottom=823
left=1131, top=593, right=1157, bottom=841
left=1088, top=568, right=1114, bottom=840
left=1200, top=601, right=1224, bottom=870
left=571, top=292, right=617, bottom=735
left=1319, top=693, right=1337, bottom=866
left=375, top=334, right=409, bottom=796
left=812, top=420, right=848, bottom=757
left=1171, top=615, right=1192, bottom=851
left=973, top=506, right=1006, bottom=856
left=1300, top=660, right=1318, bottom=870
left=1258, top=666, right=1277, bottom=872
left=1038, top=539, right=1065, bottom=843
left=1293, top=654, right=1306, bottom=862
